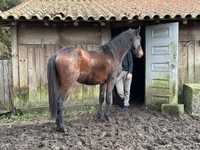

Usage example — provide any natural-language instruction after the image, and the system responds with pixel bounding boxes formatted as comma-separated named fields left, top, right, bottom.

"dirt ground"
left=0, top=105, right=200, bottom=150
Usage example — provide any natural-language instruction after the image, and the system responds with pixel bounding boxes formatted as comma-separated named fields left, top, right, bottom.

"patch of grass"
left=0, top=105, right=98, bottom=124
left=0, top=111, right=48, bottom=124
left=65, top=105, right=97, bottom=114
left=14, top=86, right=48, bottom=109
left=64, top=105, right=97, bottom=121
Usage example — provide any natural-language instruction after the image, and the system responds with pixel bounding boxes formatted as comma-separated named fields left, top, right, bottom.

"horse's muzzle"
left=137, top=48, right=144, bottom=58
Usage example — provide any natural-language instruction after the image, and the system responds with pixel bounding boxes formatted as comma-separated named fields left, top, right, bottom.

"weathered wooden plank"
left=35, top=46, right=41, bottom=89
left=0, top=61, right=5, bottom=108
left=3, top=60, right=10, bottom=106
left=27, top=46, right=44, bottom=107
left=180, top=25, right=200, bottom=84
left=188, top=42, right=195, bottom=82
left=28, top=46, right=37, bottom=92
left=44, top=46, right=48, bottom=85
left=11, top=26, right=19, bottom=90
left=18, top=26, right=59, bottom=45
left=178, top=42, right=184, bottom=97
left=8, top=60, right=13, bottom=109
left=39, top=46, right=46, bottom=86
left=182, top=43, right=188, bottom=83
left=178, top=42, right=183, bottom=84
left=19, top=45, right=28, bottom=88
left=0, top=60, right=12, bottom=111
left=195, top=40, right=200, bottom=83
left=35, top=46, right=42, bottom=102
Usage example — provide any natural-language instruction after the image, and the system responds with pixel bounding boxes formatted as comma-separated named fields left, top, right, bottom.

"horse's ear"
left=136, top=26, right=141, bottom=35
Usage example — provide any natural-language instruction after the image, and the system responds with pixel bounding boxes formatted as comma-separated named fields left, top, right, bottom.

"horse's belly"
left=78, top=72, right=107, bottom=85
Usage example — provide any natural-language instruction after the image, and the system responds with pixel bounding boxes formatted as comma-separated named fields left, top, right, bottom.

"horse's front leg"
left=97, top=83, right=106, bottom=120
left=104, top=77, right=115, bottom=121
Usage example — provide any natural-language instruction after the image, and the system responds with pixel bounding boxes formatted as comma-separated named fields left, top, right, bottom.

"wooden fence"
left=0, top=59, right=13, bottom=113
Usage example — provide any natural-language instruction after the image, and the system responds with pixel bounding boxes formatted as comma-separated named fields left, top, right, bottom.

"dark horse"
left=47, top=28, right=143, bottom=132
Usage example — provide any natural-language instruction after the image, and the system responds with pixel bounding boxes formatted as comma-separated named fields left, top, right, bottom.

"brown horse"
left=47, top=28, right=143, bottom=132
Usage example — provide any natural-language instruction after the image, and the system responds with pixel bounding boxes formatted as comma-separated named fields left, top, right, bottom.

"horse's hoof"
left=96, top=112, right=103, bottom=119
left=56, top=127, right=65, bottom=133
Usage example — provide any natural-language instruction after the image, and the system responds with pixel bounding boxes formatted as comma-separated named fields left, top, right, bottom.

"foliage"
left=0, top=0, right=21, bottom=11
left=0, top=105, right=97, bottom=123
left=0, top=0, right=21, bottom=59
left=0, top=27, right=11, bottom=59
left=0, top=111, right=48, bottom=123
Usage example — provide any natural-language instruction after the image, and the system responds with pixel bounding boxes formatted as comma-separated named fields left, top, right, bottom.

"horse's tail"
left=47, top=55, right=60, bottom=119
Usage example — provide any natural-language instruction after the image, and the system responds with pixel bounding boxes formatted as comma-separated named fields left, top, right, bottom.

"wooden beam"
left=11, top=24, right=19, bottom=90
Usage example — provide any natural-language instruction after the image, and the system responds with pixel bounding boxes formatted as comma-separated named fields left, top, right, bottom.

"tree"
left=0, top=0, right=21, bottom=11
left=0, top=0, right=21, bottom=59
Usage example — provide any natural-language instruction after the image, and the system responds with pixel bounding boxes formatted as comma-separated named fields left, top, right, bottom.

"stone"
left=161, top=104, right=184, bottom=115
left=183, top=84, right=200, bottom=116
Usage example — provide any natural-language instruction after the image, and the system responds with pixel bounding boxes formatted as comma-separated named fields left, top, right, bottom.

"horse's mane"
left=101, top=29, right=135, bottom=55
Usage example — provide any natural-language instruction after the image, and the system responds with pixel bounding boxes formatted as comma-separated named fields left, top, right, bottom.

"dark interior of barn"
left=111, top=25, right=145, bottom=106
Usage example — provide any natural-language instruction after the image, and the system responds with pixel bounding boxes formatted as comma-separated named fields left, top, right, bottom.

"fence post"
left=0, top=59, right=13, bottom=113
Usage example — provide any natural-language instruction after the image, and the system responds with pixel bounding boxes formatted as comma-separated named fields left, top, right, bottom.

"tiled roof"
left=0, top=0, right=200, bottom=21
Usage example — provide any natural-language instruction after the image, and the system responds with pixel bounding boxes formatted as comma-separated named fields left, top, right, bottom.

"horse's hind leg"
left=97, top=83, right=106, bottom=120
left=55, top=54, right=79, bottom=132
left=56, top=94, right=65, bottom=132
left=55, top=80, right=75, bottom=132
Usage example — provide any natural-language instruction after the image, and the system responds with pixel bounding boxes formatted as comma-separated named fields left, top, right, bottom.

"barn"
left=0, top=0, right=200, bottom=112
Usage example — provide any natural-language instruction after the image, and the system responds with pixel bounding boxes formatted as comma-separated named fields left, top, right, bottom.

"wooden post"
left=0, top=60, right=13, bottom=111
left=0, top=61, right=4, bottom=110
left=3, top=60, right=10, bottom=107
left=11, top=24, right=19, bottom=90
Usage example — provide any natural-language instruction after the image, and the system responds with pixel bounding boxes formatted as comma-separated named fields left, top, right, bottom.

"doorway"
left=111, top=25, right=146, bottom=105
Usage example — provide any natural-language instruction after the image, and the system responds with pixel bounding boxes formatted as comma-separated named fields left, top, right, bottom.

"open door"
left=145, top=23, right=179, bottom=108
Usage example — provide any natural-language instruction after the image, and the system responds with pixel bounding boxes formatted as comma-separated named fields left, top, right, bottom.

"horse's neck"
left=110, top=42, right=130, bottom=64
left=118, top=47, right=129, bottom=62
left=103, top=33, right=132, bottom=66
left=111, top=36, right=131, bottom=63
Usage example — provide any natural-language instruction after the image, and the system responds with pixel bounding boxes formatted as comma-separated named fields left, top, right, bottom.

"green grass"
left=13, top=85, right=99, bottom=109
left=0, top=105, right=97, bottom=124
left=14, top=86, right=49, bottom=109
left=0, top=111, right=48, bottom=124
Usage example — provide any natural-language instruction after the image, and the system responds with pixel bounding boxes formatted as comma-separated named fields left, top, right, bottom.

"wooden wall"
left=12, top=24, right=111, bottom=108
left=179, top=23, right=200, bottom=99
left=0, top=59, right=13, bottom=112
left=12, top=21, right=200, bottom=108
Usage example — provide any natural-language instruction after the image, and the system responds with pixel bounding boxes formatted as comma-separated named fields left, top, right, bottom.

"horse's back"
left=55, top=47, right=114, bottom=85
left=77, top=49, right=114, bottom=84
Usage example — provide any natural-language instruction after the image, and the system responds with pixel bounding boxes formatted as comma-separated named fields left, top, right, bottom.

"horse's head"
left=128, top=27, right=144, bottom=58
